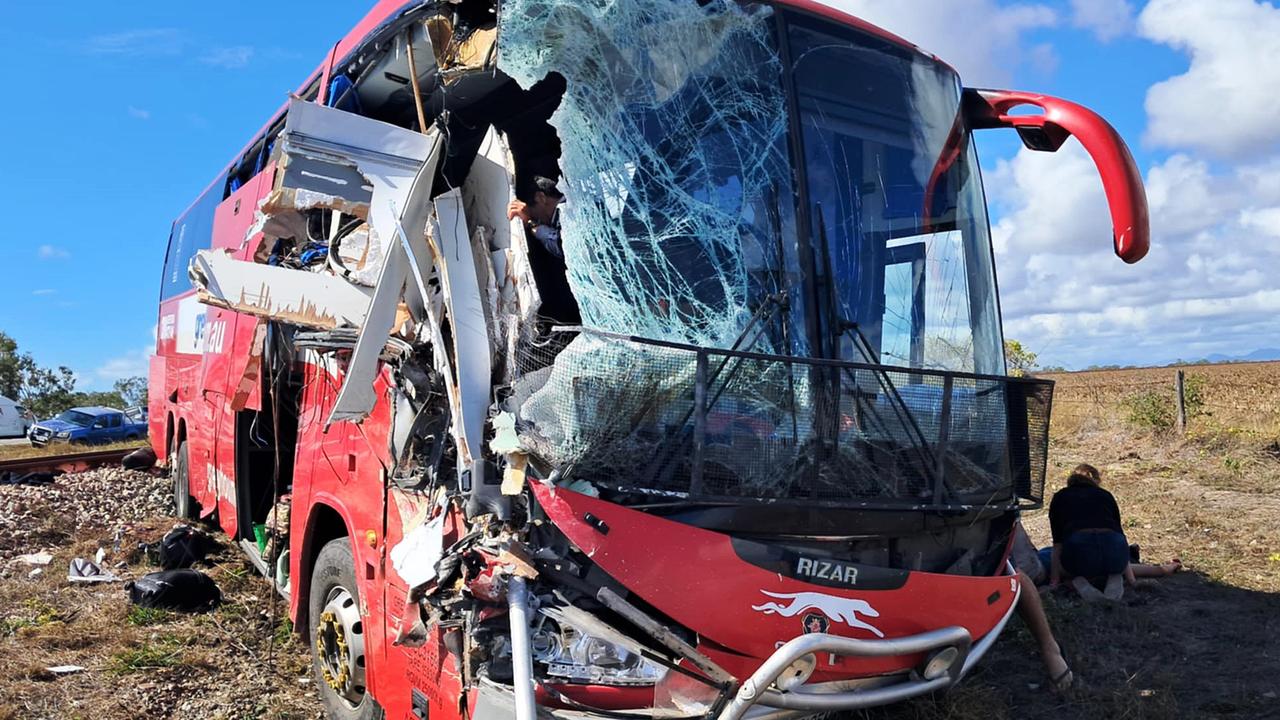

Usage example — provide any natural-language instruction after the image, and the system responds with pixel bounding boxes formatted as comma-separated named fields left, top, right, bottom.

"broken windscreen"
left=499, top=0, right=807, bottom=355
left=500, top=1, right=1028, bottom=508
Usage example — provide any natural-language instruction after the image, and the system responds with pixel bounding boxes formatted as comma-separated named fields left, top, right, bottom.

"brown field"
left=1042, top=360, right=1280, bottom=441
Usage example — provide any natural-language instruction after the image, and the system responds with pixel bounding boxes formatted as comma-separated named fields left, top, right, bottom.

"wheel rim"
left=315, top=585, right=367, bottom=707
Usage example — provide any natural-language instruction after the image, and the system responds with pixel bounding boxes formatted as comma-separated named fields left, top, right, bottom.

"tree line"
left=0, top=331, right=146, bottom=419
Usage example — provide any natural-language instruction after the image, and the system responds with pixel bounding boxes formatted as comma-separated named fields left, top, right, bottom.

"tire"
left=309, top=537, right=383, bottom=720
left=173, top=441, right=197, bottom=520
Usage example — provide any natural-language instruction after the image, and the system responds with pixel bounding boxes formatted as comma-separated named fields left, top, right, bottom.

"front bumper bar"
left=719, top=626, right=972, bottom=720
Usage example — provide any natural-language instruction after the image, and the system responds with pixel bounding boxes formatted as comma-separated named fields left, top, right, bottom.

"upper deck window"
left=161, top=182, right=221, bottom=301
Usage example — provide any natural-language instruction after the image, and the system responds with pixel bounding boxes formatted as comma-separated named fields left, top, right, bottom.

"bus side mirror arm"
left=963, top=87, right=1150, bottom=264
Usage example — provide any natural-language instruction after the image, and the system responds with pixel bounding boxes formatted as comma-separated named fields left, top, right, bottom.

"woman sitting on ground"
left=1048, top=463, right=1180, bottom=601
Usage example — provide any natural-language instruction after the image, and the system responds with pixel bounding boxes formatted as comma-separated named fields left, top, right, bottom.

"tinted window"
left=161, top=182, right=222, bottom=300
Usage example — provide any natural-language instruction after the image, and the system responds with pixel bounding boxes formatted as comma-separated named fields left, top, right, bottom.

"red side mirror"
left=964, top=88, right=1150, bottom=264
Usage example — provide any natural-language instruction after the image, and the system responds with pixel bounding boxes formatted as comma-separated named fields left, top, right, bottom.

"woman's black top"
left=1048, top=483, right=1123, bottom=544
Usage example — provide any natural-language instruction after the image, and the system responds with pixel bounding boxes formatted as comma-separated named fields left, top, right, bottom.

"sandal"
left=1045, top=643, right=1074, bottom=691
left=1049, top=666, right=1075, bottom=692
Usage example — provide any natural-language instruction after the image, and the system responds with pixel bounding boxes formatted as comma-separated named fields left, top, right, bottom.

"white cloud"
left=87, top=347, right=151, bottom=389
left=127, top=106, right=151, bottom=120
left=1139, top=0, right=1280, bottom=158
left=201, top=45, right=255, bottom=69
left=988, top=140, right=1112, bottom=257
left=85, top=28, right=183, bottom=57
left=991, top=140, right=1280, bottom=368
left=37, top=245, right=70, bottom=260
left=31, top=289, right=56, bottom=296
left=1070, top=0, right=1135, bottom=41
left=815, top=0, right=1058, bottom=85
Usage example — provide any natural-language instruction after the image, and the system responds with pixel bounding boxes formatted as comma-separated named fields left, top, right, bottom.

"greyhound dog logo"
left=752, top=590, right=885, bottom=638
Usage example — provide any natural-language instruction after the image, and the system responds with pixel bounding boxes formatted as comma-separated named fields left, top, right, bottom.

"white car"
left=0, top=395, right=34, bottom=438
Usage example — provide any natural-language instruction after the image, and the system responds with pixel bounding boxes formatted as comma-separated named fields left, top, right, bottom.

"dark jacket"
left=1048, top=483, right=1123, bottom=544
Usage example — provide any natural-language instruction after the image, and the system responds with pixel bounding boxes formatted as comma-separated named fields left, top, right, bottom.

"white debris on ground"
left=0, top=467, right=171, bottom=562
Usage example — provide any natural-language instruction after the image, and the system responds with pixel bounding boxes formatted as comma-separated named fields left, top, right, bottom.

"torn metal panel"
left=460, top=126, right=541, bottom=362
left=228, top=318, right=267, bottom=412
left=426, top=188, right=492, bottom=467
left=327, top=131, right=444, bottom=425
left=190, top=249, right=374, bottom=329
left=283, top=96, right=437, bottom=167
left=248, top=97, right=439, bottom=275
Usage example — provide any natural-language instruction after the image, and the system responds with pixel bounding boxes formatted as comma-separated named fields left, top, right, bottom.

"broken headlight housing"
left=532, top=609, right=667, bottom=686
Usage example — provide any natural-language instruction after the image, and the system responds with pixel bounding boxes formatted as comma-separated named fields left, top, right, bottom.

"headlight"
left=532, top=610, right=667, bottom=686
left=55, top=431, right=72, bottom=439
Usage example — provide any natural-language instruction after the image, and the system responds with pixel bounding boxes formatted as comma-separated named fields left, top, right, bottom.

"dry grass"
left=0, top=515, right=318, bottom=719
left=0, top=439, right=148, bottom=462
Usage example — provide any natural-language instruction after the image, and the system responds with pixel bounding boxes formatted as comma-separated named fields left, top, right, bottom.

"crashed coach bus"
left=150, top=0, right=1150, bottom=717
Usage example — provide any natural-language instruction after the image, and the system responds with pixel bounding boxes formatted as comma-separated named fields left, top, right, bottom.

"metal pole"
left=1175, top=370, right=1187, bottom=434
left=404, top=28, right=430, bottom=135
left=507, top=576, right=538, bottom=720
left=691, top=351, right=708, bottom=495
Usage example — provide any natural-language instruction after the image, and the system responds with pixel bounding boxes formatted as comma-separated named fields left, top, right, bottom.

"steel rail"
left=0, top=447, right=136, bottom=476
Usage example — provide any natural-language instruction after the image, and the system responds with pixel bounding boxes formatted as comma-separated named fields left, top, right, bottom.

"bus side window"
left=162, top=183, right=223, bottom=301
left=224, top=116, right=287, bottom=199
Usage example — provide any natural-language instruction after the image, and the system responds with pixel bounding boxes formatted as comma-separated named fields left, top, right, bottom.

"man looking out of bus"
left=507, top=175, right=580, bottom=324
left=508, top=175, right=564, bottom=258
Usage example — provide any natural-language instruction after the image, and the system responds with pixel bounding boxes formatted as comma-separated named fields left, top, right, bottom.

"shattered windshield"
left=500, top=2, right=1002, bottom=371
left=789, top=18, right=1004, bottom=374
left=502, top=1, right=1033, bottom=509
left=499, top=0, right=807, bottom=355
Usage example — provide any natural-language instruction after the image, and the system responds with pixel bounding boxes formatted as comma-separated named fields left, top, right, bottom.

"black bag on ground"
left=122, top=447, right=157, bottom=471
left=126, top=569, right=221, bottom=612
left=158, top=524, right=217, bottom=569
left=0, top=471, right=55, bottom=486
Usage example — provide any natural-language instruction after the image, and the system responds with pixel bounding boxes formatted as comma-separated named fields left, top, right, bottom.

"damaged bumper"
left=723, top=627, right=972, bottom=719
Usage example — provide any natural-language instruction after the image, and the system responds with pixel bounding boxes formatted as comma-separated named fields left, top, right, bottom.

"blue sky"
left=2, top=0, right=1276, bottom=386
left=0, top=1, right=371, bottom=389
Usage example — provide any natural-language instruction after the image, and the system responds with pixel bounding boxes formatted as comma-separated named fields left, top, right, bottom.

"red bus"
left=151, top=1, right=1149, bottom=718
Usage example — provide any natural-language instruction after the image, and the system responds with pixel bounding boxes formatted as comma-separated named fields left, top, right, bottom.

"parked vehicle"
left=150, top=1, right=1150, bottom=718
left=29, top=406, right=148, bottom=447
left=0, top=395, right=34, bottom=438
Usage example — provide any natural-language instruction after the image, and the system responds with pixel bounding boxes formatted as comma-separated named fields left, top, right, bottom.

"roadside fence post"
left=1175, top=369, right=1187, bottom=434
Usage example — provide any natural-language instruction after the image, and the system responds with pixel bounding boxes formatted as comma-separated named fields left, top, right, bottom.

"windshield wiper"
left=810, top=203, right=947, bottom=503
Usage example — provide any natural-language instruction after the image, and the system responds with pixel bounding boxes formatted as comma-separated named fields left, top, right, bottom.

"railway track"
left=0, top=447, right=136, bottom=476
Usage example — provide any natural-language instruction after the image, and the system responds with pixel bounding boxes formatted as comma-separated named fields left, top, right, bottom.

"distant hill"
left=1203, top=348, right=1280, bottom=364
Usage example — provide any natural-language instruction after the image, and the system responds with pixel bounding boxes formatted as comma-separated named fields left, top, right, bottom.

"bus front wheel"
left=309, top=537, right=384, bottom=720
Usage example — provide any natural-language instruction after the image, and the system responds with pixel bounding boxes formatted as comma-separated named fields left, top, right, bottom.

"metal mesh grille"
left=513, top=331, right=1052, bottom=508
left=1009, top=379, right=1052, bottom=504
